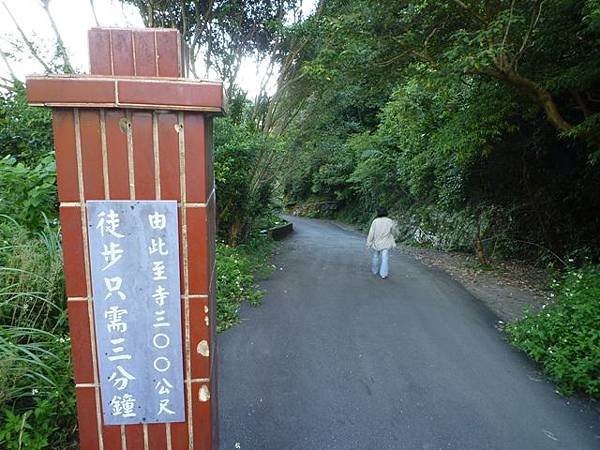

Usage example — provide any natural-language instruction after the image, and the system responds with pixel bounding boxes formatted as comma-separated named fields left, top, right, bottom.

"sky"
left=0, top=0, right=315, bottom=97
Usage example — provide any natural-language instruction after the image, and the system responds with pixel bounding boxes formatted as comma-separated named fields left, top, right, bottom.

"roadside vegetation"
left=507, top=266, right=600, bottom=399
left=216, top=236, right=276, bottom=332
left=0, top=221, right=76, bottom=449
left=0, top=85, right=76, bottom=448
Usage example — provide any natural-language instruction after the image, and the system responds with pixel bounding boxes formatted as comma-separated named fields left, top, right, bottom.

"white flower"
left=31, top=388, right=39, bottom=395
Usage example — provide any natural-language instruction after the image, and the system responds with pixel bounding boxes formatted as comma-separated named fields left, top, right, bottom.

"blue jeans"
left=371, top=249, right=389, bottom=278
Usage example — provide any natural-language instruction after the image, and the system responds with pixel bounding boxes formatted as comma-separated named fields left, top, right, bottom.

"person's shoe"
left=381, top=276, right=388, bottom=279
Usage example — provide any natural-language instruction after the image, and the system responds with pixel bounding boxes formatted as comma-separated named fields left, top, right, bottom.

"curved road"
left=217, top=216, right=599, bottom=450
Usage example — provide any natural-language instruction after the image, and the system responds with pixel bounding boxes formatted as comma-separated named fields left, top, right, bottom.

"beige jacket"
left=366, top=217, right=398, bottom=251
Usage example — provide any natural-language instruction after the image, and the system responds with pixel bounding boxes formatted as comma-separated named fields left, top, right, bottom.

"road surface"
left=217, top=216, right=599, bottom=450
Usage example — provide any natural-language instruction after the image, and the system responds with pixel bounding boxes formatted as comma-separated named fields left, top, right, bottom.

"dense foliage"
left=0, top=154, right=57, bottom=231
left=0, top=85, right=56, bottom=231
left=0, top=82, right=53, bottom=165
left=507, top=266, right=600, bottom=398
left=277, top=0, right=600, bottom=263
left=214, top=94, right=284, bottom=245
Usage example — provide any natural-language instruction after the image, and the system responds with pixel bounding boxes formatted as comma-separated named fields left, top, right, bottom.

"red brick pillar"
left=26, top=28, right=223, bottom=450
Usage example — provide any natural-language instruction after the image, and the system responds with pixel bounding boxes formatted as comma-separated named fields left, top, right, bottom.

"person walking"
left=366, top=207, right=398, bottom=279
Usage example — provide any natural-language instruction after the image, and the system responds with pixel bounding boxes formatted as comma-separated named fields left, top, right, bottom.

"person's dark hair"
left=377, top=207, right=388, bottom=217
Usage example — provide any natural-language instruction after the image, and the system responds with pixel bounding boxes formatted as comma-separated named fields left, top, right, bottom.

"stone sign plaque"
left=87, top=200, right=185, bottom=425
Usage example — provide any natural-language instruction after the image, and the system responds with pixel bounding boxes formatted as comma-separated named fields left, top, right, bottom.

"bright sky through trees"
left=0, top=0, right=315, bottom=96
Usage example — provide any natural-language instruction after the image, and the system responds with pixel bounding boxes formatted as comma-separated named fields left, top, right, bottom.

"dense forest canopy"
left=274, top=0, right=600, bottom=263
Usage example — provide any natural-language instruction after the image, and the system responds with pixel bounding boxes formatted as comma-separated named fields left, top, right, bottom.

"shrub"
left=216, top=236, right=275, bottom=332
left=0, top=83, right=58, bottom=235
left=214, top=117, right=279, bottom=246
left=0, top=154, right=57, bottom=232
left=506, top=265, right=600, bottom=398
left=0, top=82, right=53, bottom=165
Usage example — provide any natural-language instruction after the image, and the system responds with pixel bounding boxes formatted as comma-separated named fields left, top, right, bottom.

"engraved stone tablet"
left=87, top=200, right=184, bottom=425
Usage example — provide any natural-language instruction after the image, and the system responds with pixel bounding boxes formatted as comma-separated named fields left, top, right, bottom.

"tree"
left=372, top=0, right=600, bottom=147
left=121, top=0, right=299, bottom=88
left=275, top=0, right=600, bottom=260
left=2, top=0, right=74, bottom=74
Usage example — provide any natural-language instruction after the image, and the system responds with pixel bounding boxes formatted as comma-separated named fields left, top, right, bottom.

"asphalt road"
left=217, top=216, right=600, bottom=450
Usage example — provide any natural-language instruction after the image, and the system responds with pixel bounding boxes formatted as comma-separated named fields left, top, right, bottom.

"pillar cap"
left=26, top=75, right=226, bottom=114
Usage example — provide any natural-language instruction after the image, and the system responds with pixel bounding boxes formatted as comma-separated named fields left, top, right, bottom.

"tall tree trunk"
left=228, top=218, right=242, bottom=247
left=473, top=212, right=489, bottom=266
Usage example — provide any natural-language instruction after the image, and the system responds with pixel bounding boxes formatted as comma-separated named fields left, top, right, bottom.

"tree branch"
left=500, top=0, right=516, bottom=53
left=0, top=48, right=18, bottom=81
left=572, top=90, right=592, bottom=118
left=2, top=1, right=53, bottom=73
left=190, top=0, right=214, bottom=59
left=513, top=0, right=545, bottom=69
left=411, top=49, right=438, bottom=68
left=89, top=0, right=100, bottom=27
left=450, top=0, right=488, bottom=25
left=376, top=52, right=407, bottom=67
left=475, top=67, right=573, bottom=131
left=39, top=0, right=74, bottom=73
left=275, top=96, right=307, bottom=135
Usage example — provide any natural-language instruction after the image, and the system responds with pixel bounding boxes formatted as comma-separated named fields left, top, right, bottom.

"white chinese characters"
left=94, top=209, right=137, bottom=418
left=147, top=210, right=176, bottom=417
left=88, top=201, right=184, bottom=425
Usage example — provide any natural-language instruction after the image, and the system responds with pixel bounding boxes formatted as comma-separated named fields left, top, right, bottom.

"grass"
left=0, top=220, right=76, bottom=449
left=216, top=234, right=276, bottom=332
